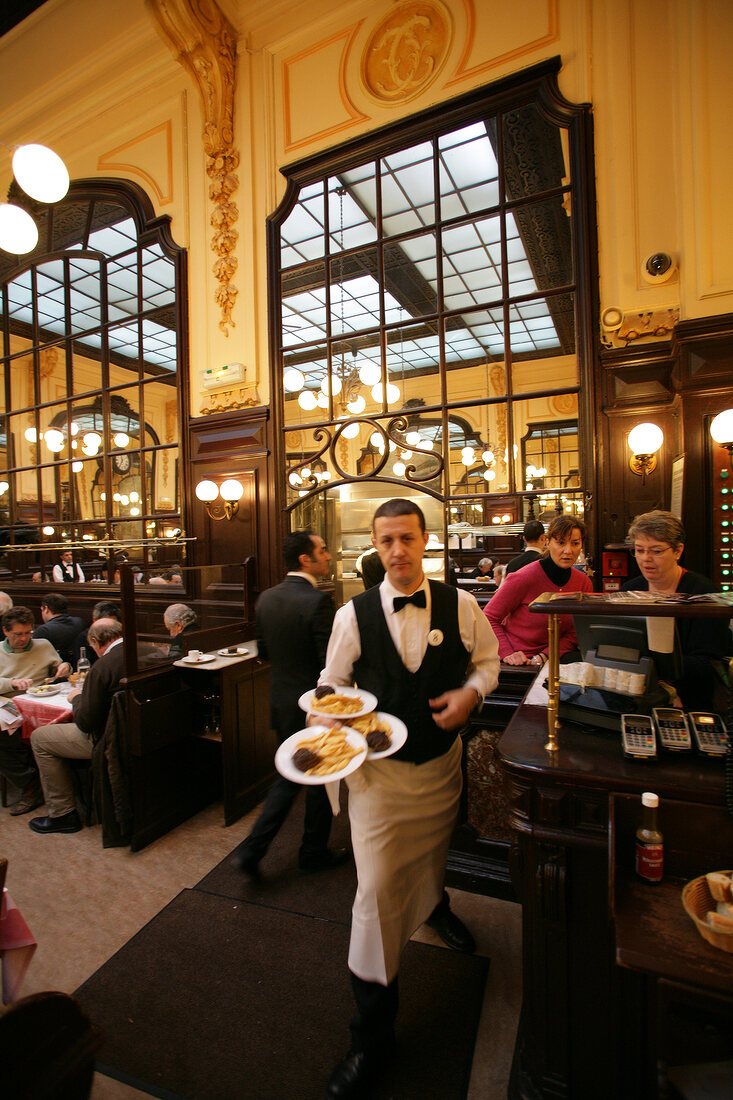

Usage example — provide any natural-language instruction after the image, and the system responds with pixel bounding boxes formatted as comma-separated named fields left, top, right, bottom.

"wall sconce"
left=710, top=409, right=733, bottom=470
left=628, top=422, right=663, bottom=484
left=195, top=478, right=244, bottom=520
left=0, top=142, right=69, bottom=255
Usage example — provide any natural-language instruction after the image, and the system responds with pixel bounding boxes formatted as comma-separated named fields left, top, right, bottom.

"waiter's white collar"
left=286, top=570, right=318, bottom=588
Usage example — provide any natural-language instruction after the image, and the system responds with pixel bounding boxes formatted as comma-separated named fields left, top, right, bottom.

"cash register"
left=558, top=614, right=682, bottom=731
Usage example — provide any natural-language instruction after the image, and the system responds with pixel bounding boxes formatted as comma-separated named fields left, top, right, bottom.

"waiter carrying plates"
left=318, top=497, right=499, bottom=1098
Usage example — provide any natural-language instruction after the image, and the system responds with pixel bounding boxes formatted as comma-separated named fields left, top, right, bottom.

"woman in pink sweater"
left=484, top=515, right=592, bottom=667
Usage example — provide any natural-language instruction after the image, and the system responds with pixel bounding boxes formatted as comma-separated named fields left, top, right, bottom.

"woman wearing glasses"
left=622, top=510, right=729, bottom=709
left=484, top=515, right=592, bottom=667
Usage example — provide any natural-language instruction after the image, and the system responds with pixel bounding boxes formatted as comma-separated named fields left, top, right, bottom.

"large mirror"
left=0, top=182, right=187, bottom=578
left=272, top=64, right=595, bottom=604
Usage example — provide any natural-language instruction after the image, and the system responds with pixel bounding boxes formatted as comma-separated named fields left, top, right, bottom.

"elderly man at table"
left=28, top=618, right=124, bottom=835
left=33, top=593, right=85, bottom=665
left=164, top=603, right=197, bottom=660
left=0, top=607, right=71, bottom=816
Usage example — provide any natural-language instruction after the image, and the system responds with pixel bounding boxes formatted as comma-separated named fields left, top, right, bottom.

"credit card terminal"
left=621, top=714, right=657, bottom=760
left=652, top=707, right=692, bottom=751
left=688, top=712, right=728, bottom=756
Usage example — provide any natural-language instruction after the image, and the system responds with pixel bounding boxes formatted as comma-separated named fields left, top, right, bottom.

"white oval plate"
left=27, top=685, right=60, bottom=697
left=275, top=726, right=368, bottom=785
left=346, top=711, right=408, bottom=760
left=217, top=647, right=250, bottom=657
left=181, top=653, right=216, bottom=664
left=297, top=685, right=378, bottom=719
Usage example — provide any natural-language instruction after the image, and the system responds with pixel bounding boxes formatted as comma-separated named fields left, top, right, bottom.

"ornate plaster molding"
left=361, top=0, right=452, bottom=104
left=600, top=306, right=680, bottom=350
left=198, top=387, right=260, bottom=416
left=147, top=0, right=239, bottom=335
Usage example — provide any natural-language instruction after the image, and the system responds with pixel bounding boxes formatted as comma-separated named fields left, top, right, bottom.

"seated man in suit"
left=73, top=600, right=121, bottom=668
left=469, top=556, right=494, bottom=579
left=164, top=603, right=197, bottom=660
left=33, top=593, right=86, bottom=665
left=28, top=618, right=124, bottom=835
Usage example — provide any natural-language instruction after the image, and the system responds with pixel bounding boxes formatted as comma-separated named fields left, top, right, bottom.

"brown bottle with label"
left=635, top=791, right=663, bottom=883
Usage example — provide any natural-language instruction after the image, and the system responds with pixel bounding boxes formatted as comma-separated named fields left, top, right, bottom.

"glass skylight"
left=279, top=119, right=563, bottom=378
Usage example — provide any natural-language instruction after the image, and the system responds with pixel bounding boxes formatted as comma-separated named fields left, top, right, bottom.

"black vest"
left=352, top=579, right=470, bottom=765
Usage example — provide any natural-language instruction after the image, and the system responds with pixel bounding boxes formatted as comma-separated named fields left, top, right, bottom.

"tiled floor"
left=2, top=796, right=521, bottom=1098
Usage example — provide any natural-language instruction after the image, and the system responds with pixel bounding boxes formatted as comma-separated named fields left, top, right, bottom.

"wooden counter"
left=498, top=703, right=731, bottom=1099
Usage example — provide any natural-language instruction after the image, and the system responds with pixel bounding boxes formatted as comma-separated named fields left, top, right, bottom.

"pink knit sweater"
left=484, top=559, right=593, bottom=660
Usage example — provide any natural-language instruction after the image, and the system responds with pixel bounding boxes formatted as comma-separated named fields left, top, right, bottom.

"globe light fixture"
left=195, top=477, right=243, bottom=520
left=0, top=203, right=38, bottom=254
left=358, top=362, right=381, bottom=387
left=710, top=409, right=733, bottom=469
left=12, top=143, right=70, bottom=203
left=283, top=368, right=305, bottom=392
left=44, top=428, right=65, bottom=452
left=628, top=422, right=663, bottom=483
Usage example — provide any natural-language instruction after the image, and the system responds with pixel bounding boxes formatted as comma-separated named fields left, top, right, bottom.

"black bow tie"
left=393, top=590, right=427, bottom=612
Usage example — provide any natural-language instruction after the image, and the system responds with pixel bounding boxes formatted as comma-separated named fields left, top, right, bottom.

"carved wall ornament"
left=39, top=346, right=60, bottom=381
left=198, top=386, right=259, bottom=416
left=600, top=306, right=680, bottom=350
left=147, top=0, right=240, bottom=335
left=361, top=0, right=452, bottom=104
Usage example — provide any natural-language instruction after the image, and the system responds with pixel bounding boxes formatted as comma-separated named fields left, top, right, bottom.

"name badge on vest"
left=427, top=628, right=443, bottom=647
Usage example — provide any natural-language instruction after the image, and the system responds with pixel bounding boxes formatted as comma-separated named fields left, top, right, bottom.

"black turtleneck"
left=540, top=556, right=572, bottom=588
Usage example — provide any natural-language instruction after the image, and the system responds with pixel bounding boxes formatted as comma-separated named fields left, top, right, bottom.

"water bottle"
left=77, top=646, right=90, bottom=684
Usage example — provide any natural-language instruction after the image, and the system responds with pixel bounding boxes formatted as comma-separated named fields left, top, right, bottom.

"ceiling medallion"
left=361, top=0, right=452, bottom=104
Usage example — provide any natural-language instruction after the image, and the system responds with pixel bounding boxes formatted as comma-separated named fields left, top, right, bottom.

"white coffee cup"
left=188, top=649, right=202, bottom=661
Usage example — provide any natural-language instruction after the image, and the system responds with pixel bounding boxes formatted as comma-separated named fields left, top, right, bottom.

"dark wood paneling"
left=188, top=408, right=277, bottom=597
left=597, top=315, right=733, bottom=571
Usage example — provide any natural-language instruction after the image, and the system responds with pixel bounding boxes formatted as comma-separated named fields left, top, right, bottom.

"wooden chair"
left=0, top=990, right=102, bottom=1098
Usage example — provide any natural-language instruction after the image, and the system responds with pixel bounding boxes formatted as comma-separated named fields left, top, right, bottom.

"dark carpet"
left=76, top=887, right=489, bottom=1100
left=196, top=786, right=357, bottom=923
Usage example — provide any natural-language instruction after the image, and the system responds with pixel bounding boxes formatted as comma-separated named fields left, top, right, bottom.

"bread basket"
left=681, top=871, right=733, bottom=954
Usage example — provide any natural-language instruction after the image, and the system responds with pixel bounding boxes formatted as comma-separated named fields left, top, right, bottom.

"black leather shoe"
left=232, top=851, right=261, bottom=879
left=425, top=907, right=476, bottom=954
left=299, top=846, right=350, bottom=873
left=29, top=810, right=82, bottom=834
left=324, top=1050, right=377, bottom=1099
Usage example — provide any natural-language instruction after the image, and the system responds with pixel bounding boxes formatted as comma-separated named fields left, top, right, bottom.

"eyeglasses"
left=632, top=545, right=673, bottom=559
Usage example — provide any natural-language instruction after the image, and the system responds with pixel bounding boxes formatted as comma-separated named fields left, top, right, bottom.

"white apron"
left=345, top=735, right=463, bottom=985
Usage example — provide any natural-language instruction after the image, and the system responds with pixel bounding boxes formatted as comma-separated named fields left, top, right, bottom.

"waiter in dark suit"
left=28, top=618, right=125, bottom=834
left=232, top=530, right=348, bottom=876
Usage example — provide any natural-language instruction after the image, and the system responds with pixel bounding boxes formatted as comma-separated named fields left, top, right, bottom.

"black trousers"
left=233, top=773, right=332, bottom=863
left=350, top=973, right=399, bottom=1055
left=347, top=891, right=451, bottom=1052
left=0, top=729, right=38, bottom=790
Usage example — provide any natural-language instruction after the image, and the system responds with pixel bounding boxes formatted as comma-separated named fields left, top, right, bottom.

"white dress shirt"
left=321, top=575, right=499, bottom=700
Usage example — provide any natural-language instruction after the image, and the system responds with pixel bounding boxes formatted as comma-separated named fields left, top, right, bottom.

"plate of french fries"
left=345, top=711, right=407, bottom=760
left=275, top=725, right=368, bottom=785
left=298, top=685, right=378, bottom=719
